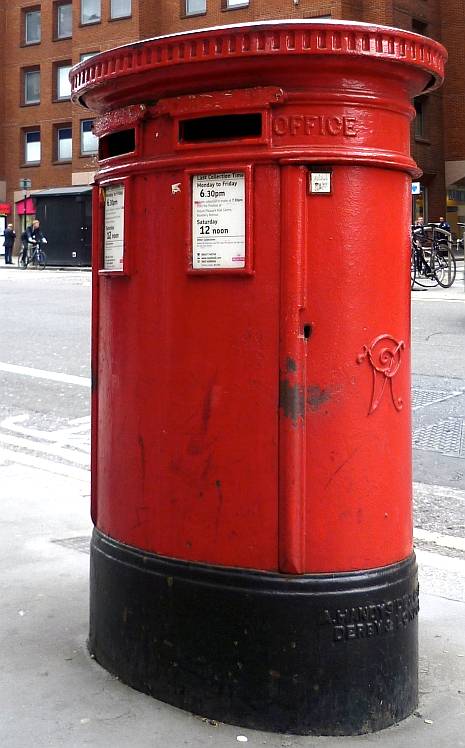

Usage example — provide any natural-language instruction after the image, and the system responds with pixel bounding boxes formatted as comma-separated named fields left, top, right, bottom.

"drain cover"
left=413, top=418, right=465, bottom=458
left=52, top=536, right=90, bottom=554
left=412, top=388, right=456, bottom=409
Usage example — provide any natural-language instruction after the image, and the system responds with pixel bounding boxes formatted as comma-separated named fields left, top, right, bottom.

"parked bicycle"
left=411, top=224, right=456, bottom=289
left=18, top=239, right=47, bottom=270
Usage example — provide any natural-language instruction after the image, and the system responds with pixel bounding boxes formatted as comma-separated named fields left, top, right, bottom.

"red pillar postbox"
left=71, top=21, right=446, bottom=735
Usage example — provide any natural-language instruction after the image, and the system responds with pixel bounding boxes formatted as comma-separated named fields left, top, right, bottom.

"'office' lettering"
left=273, top=115, right=358, bottom=137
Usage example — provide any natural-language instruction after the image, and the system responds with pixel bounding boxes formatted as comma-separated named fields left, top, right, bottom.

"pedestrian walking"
left=3, top=223, right=16, bottom=264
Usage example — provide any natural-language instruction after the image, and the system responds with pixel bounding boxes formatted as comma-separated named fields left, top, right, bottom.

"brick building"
left=0, top=0, right=463, bottom=256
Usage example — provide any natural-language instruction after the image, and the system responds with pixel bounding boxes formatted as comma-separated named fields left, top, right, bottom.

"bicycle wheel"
left=435, top=248, right=456, bottom=288
left=436, top=238, right=449, bottom=256
left=414, top=248, right=438, bottom=287
left=32, top=250, right=47, bottom=270
left=37, top=249, right=46, bottom=269
left=432, top=250, right=446, bottom=286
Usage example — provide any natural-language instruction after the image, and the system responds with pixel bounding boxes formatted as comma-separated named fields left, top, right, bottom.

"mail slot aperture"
left=179, top=113, right=262, bottom=143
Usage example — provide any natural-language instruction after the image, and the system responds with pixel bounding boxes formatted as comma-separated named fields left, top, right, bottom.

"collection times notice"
left=192, top=172, right=245, bottom=269
left=104, top=184, right=125, bottom=271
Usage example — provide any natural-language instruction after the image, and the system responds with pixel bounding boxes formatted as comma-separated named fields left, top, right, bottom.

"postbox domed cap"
left=71, top=19, right=446, bottom=113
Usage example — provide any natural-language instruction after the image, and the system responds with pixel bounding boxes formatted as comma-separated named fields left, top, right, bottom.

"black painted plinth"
left=89, top=528, right=419, bottom=736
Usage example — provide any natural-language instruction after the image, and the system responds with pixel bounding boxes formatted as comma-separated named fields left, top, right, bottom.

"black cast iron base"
left=89, top=528, right=419, bottom=736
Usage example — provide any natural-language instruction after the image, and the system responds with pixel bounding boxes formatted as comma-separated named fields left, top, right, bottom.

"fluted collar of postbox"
left=70, top=20, right=447, bottom=113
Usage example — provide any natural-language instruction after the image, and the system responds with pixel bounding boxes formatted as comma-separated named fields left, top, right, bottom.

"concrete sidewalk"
left=1, top=460, right=464, bottom=748
left=0, top=262, right=90, bottom=272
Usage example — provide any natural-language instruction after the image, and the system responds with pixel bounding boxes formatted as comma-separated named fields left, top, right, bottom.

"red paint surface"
left=77, top=22, right=445, bottom=573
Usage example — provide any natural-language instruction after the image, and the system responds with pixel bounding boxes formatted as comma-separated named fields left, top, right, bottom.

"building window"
left=110, top=0, right=131, bottom=19
left=24, top=130, right=41, bottom=163
left=222, top=0, right=249, bottom=8
left=185, top=0, right=206, bottom=16
left=414, top=99, right=424, bottom=138
left=412, top=18, right=428, bottom=35
left=80, top=51, right=99, bottom=61
left=56, top=3, right=72, bottom=38
left=81, top=120, right=98, bottom=154
left=55, top=62, right=72, bottom=100
left=81, top=0, right=101, bottom=24
left=24, top=69, right=40, bottom=105
left=24, top=8, right=41, bottom=44
left=56, top=125, right=72, bottom=161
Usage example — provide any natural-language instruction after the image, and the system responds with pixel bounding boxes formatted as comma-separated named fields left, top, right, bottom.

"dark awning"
left=32, top=186, right=92, bottom=198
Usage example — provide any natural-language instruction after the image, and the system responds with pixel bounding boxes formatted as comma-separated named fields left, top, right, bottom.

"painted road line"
left=0, top=432, right=89, bottom=466
left=1, top=414, right=90, bottom=446
left=0, top=361, right=91, bottom=387
left=414, top=528, right=465, bottom=553
left=0, top=447, right=89, bottom=482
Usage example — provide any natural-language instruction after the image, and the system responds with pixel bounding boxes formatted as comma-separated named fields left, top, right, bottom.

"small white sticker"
left=310, top=172, right=331, bottom=194
left=192, top=172, right=245, bottom=269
